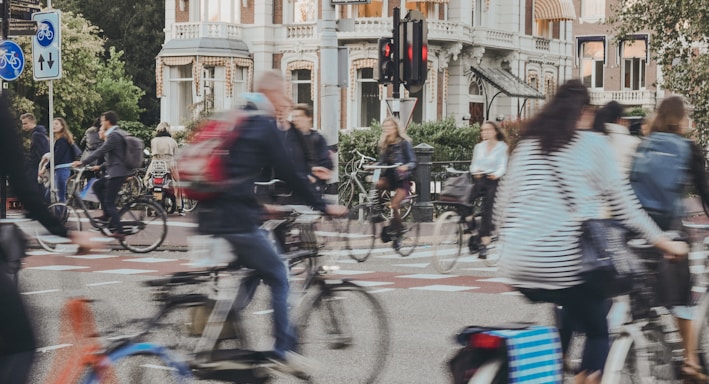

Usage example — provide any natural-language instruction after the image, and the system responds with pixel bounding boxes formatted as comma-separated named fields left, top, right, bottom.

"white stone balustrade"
left=286, top=24, right=316, bottom=39
left=172, top=22, right=241, bottom=40
left=589, top=90, right=656, bottom=106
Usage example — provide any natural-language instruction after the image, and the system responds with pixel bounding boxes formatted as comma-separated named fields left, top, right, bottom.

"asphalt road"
left=18, top=242, right=555, bottom=384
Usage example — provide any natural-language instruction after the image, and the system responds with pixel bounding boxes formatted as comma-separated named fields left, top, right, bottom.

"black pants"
left=93, top=176, right=127, bottom=233
left=468, top=177, right=499, bottom=238
left=0, top=264, right=35, bottom=384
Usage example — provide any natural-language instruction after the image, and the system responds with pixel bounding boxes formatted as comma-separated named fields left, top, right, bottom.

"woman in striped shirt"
left=494, top=79, right=687, bottom=383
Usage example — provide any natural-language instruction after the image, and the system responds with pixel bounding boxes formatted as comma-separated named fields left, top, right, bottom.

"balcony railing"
left=172, top=22, right=241, bottom=40
left=534, top=37, right=550, bottom=51
left=589, top=90, right=656, bottom=106
left=286, top=23, right=316, bottom=39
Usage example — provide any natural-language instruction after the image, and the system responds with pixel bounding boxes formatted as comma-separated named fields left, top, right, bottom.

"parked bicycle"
left=85, top=204, right=390, bottom=383
left=339, top=149, right=416, bottom=220
left=345, top=162, right=421, bottom=261
left=36, top=166, right=168, bottom=253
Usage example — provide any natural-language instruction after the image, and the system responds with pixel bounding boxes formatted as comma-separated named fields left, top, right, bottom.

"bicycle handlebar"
left=350, top=149, right=377, bottom=162
left=363, top=163, right=402, bottom=170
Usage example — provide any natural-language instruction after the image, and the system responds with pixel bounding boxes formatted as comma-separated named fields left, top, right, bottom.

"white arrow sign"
left=32, top=10, right=61, bottom=80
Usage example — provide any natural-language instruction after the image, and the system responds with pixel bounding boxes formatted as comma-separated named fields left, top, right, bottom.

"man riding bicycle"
left=196, top=70, right=345, bottom=375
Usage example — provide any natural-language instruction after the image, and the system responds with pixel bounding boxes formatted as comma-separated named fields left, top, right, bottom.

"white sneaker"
left=266, top=351, right=316, bottom=380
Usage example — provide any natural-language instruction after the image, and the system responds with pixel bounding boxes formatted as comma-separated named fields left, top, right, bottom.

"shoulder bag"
left=552, top=161, right=643, bottom=298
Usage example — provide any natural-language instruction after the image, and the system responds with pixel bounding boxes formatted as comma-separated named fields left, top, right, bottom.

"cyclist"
left=494, top=79, right=687, bottom=384
left=0, top=95, right=97, bottom=384
left=376, top=116, right=416, bottom=250
left=144, top=122, right=183, bottom=213
left=291, top=103, right=333, bottom=195
left=71, top=111, right=133, bottom=240
left=196, top=70, right=345, bottom=375
left=467, top=121, right=508, bottom=258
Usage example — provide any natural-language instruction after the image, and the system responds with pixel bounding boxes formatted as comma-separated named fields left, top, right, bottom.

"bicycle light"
left=469, top=333, right=504, bottom=349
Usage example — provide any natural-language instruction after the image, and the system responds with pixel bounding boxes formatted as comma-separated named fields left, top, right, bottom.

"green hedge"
left=338, top=117, right=481, bottom=173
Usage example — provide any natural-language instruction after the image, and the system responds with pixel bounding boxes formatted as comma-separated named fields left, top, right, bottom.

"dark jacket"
left=379, top=139, right=417, bottom=170
left=80, top=128, right=134, bottom=178
left=279, top=125, right=310, bottom=178
left=27, top=125, right=49, bottom=171
left=198, top=101, right=327, bottom=234
left=53, top=137, right=74, bottom=165
left=0, top=98, right=66, bottom=236
left=302, top=130, right=334, bottom=172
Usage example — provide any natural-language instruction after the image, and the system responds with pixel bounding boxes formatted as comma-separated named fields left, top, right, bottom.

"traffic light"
left=377, top=37, right=395, bottom=84
left=400, top=18, right=428, bottom=93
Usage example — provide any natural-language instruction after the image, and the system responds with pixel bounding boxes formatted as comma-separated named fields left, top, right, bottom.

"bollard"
left=413, top=143, right=434, bottom=222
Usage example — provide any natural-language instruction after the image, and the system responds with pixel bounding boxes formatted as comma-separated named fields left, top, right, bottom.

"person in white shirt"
left=591, top=101, right=640, bottom=177
left=468, top=121, right=508, bottom=258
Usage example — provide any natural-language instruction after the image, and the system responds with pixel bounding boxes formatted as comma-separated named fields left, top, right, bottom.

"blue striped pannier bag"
left=485, top=325, right=563, bottom=383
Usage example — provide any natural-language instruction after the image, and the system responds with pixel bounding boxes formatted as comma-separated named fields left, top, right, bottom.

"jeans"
left=222, top=229, right=297, bottom=358
left=54, top=167, right=70, bottom=203
left=92, top=176, right=127, bottom=233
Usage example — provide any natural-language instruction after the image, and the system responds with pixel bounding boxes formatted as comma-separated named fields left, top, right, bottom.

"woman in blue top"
left=468, top=121, right=508, bottom=258
left=47, top=117, right=75, bottom=202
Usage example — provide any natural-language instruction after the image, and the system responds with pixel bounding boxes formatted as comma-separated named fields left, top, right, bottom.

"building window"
left=168, top=64, right=194, bottom=126
left=203, top=67, right=216, bottom=113
left=622, top=39, right=646, bottom=90
left=472, top=0, right=482, bottom=26
left=358, top=68, right=380, bottom=127
left=231, top=66, right=247, bottom=108
left=580, top=0, right=605, bottom=22
left=294, top=0, right=316, bottom=23
left=203, top=0, right=239, bottom=23
left=356, top=3, right=382, bottom=17
left=536, top=20, right=551, bottom=38
left=580, top=40, right=604, bottom=89
left=291, top=69, right=313, bottom=106
left=405, top=2, right=438, bottom=18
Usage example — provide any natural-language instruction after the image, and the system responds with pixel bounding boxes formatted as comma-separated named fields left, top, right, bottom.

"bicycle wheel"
left=693, top=294, right=709, bottom=374
left=432, top=211, right=463, bottom=273
left=337, top=178, right=355, bottom=207
left=37, top=203, right=82, bottom=252
left=118, top=199, right=167, bottom=253
left=602, top=335, right=643, bottom=384
left=181, top=198, right=198, bottom=212
left=380, top=189, right=414, bottom=220
left=117, top=176, right=143, bottom=207
left=345, top=204, right=378, bottom=262
left=81, top=343, right=190, bottom=384
left=296, top=281, right=390, bottom=384
left=396, top=220, right=420, bottom=257
left=468, top=358, right=506, bottom=384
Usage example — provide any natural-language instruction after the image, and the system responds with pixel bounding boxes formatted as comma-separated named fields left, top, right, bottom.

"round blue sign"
left=37, top=21, right=55, bottom=47
left=0, top=40, right=25, bottom=81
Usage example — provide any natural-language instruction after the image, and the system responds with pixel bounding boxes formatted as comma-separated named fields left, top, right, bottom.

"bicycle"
left=345, top=162, right=421, bottom=261
left=603, top=223, right=709, bottom=383
left=94, top=205, right=390, bottom=383
left=36, top=166, right=168, bottom=253
left=339, top=149, right=416, bottom=220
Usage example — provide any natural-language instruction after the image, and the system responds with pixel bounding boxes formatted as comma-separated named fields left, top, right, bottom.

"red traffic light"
left=407, top=45, right=428, bottom=63
left=383, top=43, right=392, bottom=58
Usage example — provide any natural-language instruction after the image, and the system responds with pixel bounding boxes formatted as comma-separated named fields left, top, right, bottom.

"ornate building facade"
left=158, top=0, right=578, bottom=132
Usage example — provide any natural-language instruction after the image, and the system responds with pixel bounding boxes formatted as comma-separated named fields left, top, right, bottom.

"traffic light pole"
left=391, top=7, right=401, bottom=119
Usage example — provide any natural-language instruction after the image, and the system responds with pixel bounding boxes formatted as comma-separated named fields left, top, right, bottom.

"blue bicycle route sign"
left=0, top=40, right=25, bottom=81
left=32, top=10, right=61, bottom=80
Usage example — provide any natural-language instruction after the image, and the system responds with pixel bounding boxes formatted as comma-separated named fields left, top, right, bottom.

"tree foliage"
left=53, top=0, right=165, bottom=126
left=10, top=11, right=147, bottom=142
left=610, top=0, right=709, bottom=145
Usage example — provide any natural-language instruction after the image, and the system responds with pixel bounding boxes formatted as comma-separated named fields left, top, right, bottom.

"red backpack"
left=176, top=109, right=263, bottom=201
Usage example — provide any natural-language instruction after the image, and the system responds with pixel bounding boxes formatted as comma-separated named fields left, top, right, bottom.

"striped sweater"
left=494, top=131, right=663, bottom=290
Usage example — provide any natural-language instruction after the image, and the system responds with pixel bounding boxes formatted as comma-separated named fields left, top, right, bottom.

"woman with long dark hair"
left=494, top=79, right=687, bottom=383
left=467, top=121, right=508, bottom=258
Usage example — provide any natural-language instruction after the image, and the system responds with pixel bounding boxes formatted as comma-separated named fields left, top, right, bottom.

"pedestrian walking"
left=20, top=113, right=49, bottom=191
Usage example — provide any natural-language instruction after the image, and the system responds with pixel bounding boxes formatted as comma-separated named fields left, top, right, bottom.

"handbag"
left=552, top=162, right=642, bottom=298
left=440, top=173, right=474, bottom=202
